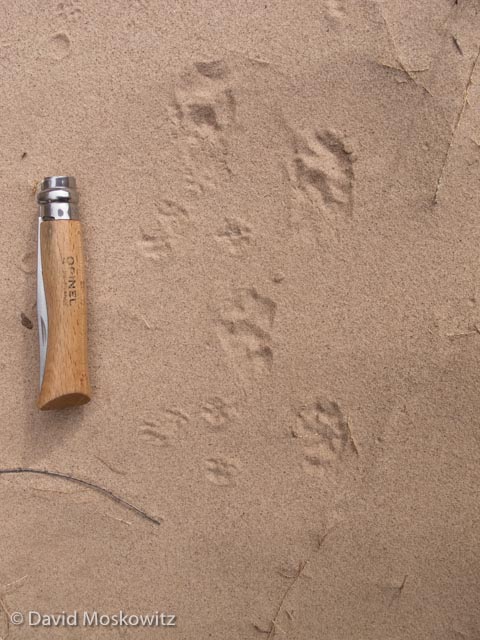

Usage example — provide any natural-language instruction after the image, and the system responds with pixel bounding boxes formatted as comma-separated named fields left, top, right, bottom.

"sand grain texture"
left=1, top=0, right=480, bottom=638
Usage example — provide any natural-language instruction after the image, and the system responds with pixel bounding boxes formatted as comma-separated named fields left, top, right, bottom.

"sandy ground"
left=1, top=0, right=480, bottom=638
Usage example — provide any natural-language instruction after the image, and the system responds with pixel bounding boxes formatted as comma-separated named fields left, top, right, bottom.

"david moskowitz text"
left=28, top=610, right=176, bottom=627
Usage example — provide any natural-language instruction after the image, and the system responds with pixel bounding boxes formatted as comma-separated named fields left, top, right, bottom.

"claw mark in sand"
left=138, top=422, right=172, bottom=447
left=452, top=35, right=463, bottom=56
left=388, top=574, right=408, bottom=607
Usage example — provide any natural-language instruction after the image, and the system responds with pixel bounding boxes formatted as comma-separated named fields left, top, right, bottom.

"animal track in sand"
left=138, top=411, right=188, bottom=447
left=325, top=0, right=347, bottom=21
left=132, top=0, right=149, bottom=10
left=169, top=60, right=235, bottom=195
left=137, top=200, right=189, bottom=261
left=200, top=397, right=237, bottom=430
left=289, top=129, right=354, bottom=219
left=47, top=33, right=71, bottom=60
left=291, top=398, right=357, bottom=475
left=172, top=60, right=236, bottom=138
left=56, top=0, right=83, bottom=21
left=19, top=251, right=35, bottom=274
left=138, top=422, right=171, bottom=446
left=163, top=408, right=190, bottom=429
left=215, top=217, right=252, bottom=255
left=205, top=458, right=239, bottom=486
left=217, top=288, right=276, bottom=373
left=195, top=60, right=229, bottom=80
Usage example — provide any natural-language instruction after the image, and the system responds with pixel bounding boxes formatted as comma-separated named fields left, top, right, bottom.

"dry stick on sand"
left=0, top=596, right=10, bottom=640
left=433, top=45, right=480, bottom=204
left=255, top=531, right=332, bottom=638
left=0, top=468, right=161, bottom=526
left=0, top=575, right=28, bottom=640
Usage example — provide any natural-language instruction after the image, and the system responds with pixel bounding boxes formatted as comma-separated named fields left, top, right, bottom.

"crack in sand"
left=433, top=45, right=480, bottom=203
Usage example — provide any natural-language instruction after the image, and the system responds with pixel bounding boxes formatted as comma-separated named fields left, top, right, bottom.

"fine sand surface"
left=1, top=1, right=480, bottom=638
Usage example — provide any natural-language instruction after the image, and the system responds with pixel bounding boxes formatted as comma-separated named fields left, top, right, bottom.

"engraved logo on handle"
left=62, top=256, right=77, bottom=304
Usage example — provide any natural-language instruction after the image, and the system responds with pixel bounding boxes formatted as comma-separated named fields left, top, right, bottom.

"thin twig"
left=266, top=561, right=306, bottom=639
left=2, top=576, right=27, bottom=595
left=0, top=468, right=161, bottom=526
left=94, top=455, right=127, bottom=476
left=264, top=531, right=332, bottom=639
left=433, top=46, right=480, bottom=203
left=376, top=61, right=430, bottom=74
left=0, top=596, right=10, bottom=640
left=0, top=573, right=28, bottom=639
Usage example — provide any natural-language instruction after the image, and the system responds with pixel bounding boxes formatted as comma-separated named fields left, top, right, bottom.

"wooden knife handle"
left=37, top=220, right=91, bottom=410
